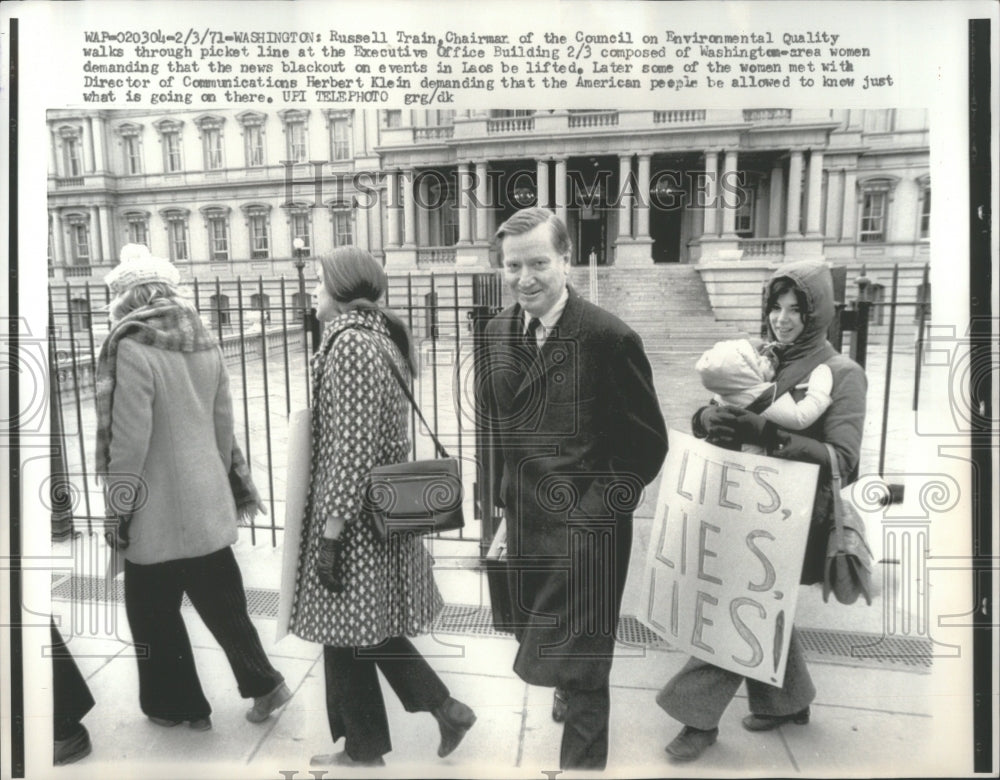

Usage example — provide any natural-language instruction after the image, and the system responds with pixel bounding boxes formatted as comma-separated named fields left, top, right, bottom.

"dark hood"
left=765, top=260, right=837, bottom=372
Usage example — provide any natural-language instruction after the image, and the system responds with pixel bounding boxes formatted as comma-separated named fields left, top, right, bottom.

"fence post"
left=470, top=274, right=503, bottom=559
left=48, top=300, right=74, bottom=540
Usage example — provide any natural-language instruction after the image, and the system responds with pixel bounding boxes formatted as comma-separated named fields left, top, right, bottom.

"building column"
left=91, top=115, right=107, bottom=173
left=636, top=154, right=651, bottom=239
left=355, top=202, right=370, bottom=251
left=536, top=159, right=550, bottom=211
left=617, top=154, right=632, bottom=239
left=768, top=164, right=784, bottom=237
left=49, top=127, right=60, bottom=177
left=553, top=158, right=567, bottom=225
left=827, top=168, right=845, bottom=242
left=402, top=170, right=416, bottom=247
left=90, top=206, right=104, bottom=264
left=81, top=119, right=95, bottom=174
left=720, top=149, right=739, bottom=238
left=416, top=174, right=430, bottom=246
left=786, top=149, right=804, bottom=236
left=387, top=172, right=402, bottom=247
left=475, top=161, right=489, bottom=242
left=841, top=168, right=858, bottom=243
left=53, top=211, right=66, bottom=267
left=805, top=149, right=825, bottom=236
left=458, top=162, right=472, bottom=244
left=98, top=206, right=113, bottom=265
left=702, top=150, right=719, bottom=237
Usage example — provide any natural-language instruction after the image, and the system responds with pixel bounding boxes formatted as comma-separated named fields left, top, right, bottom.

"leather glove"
left=726, top=408, right=772, bottom=445
left=695, top=405, right=744, bottom=446
left=104, top=515, right=131, bottom=551
left=317, top=537, right=346, bottom=594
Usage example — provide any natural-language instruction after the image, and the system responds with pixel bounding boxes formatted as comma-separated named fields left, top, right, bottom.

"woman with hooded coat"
left=657, top=259, right=868, bottom=762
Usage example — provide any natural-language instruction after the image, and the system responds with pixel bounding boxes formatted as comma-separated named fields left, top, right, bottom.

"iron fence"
left=48, top=263, right=928, bottom=544
left=48, top=271, right=505, bottom=546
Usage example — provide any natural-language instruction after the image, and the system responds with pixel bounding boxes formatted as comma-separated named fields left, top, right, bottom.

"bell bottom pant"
left=324, top=637, right=450, bottom=762
left=124, top=546, right=284, bottom=721
left=656, top=628, right=816, bottom=731
left=51, top=620, right=95, bottom=740
left=559, top=684, right=611, bottom=770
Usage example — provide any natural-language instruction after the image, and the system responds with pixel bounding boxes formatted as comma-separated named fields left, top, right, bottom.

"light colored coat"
left=107, top=339, right=238, bottom=564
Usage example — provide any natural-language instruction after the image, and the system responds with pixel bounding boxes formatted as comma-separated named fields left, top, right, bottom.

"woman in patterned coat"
left=288, top=247, right=476, bottom=768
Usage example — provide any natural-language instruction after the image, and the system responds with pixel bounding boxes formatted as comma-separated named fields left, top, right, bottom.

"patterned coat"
left=288, top=309, right=443, bottom=647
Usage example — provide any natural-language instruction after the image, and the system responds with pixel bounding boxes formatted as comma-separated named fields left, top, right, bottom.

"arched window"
left=250, top=292, right=271, bottom=323
left=64, top=213, right=91, bottom=264
left=209, top=293, right=230, bottom=327
left=917, top=175, right=931, bottom=240
left=194, top=114, right=226, bottom=171
left=117, top=122, right=144, bottom=175
left=241, top=204, right=272, bottom=260
left=201, top=206, right=231, bottom=262
left=123, top=211, right=150, bottom=247
left=278, top=109, right=310, bottom=163
left=237, top=111, right=267, bottom=167
left=70, top=298, right=91, bottom=331
left=153, top=118, right=184, bottom=173
left=857, top=177, right=898, bottom=244
left=161, top=209, right=190, bottom=262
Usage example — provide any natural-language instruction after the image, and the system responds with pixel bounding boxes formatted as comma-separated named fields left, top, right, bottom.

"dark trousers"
left=560, top=685, right=611, bottom=769
left=324, top=637, right=449, bottom=761
left=124, top=546, right=283, bottom=721
left=51, top=621, right=95, bottom=740
left=656, top=629, right=816, bottom=731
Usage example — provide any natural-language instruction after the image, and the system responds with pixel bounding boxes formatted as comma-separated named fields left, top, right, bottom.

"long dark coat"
left=289, top=309, right=442, bottom=647
left=484, top=288, right=668, bottom=689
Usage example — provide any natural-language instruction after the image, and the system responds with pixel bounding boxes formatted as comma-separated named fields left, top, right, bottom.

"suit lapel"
left=512, top=287, right=584, bottom=402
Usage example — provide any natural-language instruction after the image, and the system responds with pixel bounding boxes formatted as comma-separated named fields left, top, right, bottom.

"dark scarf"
left=94, top=298, right=261, bottom=519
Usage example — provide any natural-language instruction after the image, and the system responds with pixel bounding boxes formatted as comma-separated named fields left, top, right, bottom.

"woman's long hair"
left=316, top=247, right=416, bottom=374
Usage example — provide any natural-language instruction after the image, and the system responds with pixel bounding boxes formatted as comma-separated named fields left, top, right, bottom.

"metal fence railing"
left=48, top=270, right=505, bottom=546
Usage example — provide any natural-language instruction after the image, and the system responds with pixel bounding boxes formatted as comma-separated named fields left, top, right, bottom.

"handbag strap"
left=373, top=342, right=451, bottom=459
left=824, top=442, right=847, bottom=552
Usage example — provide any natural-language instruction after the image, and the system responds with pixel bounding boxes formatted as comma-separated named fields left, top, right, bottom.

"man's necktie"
left=523, top=317, right=542, bottom=353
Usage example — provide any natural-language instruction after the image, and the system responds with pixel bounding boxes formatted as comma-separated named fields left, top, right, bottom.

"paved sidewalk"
left=42, top=526, right=967, bottom=780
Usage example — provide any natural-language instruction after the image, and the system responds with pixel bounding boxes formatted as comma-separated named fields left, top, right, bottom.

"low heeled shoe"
left=54, top=725, right=92, bottom=765
left=246, top=681, right=293, bottom=723
left=433, top=697, right=477, bottom=758
left=310, top=751, right=386, bottom=767
left=665, top=725, right=718, bottom=761
left=742, top=707, right=810, bottom=731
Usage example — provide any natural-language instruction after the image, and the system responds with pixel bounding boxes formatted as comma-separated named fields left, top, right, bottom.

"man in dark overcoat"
left=483, top=207, right=668, bottom=769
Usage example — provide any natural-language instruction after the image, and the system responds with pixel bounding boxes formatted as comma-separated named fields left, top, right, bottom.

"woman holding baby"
left=658, top=259, right=868, bottom=762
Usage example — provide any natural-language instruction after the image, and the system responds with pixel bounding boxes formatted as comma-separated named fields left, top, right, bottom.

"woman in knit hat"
left=95, top=244, right=291, bottom=731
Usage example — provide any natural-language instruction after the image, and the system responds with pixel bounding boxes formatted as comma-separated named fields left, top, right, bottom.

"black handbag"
left=362, top=343, right=465, bottom=540
left=822, top=443, right=874, bottom=605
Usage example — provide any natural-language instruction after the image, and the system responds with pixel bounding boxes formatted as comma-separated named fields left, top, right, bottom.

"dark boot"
left=432, top=697, right=476, bottom=758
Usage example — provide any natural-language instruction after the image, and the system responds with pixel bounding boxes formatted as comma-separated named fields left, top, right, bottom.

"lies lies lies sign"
left=639, top=431, right=819, bottom=686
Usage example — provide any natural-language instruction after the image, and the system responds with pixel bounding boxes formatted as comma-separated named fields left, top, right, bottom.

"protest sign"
left=639, top=430, right=819, bottom=686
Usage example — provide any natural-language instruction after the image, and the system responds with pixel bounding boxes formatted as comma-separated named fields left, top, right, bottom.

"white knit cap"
left=105, top=244, right=180, bottom=294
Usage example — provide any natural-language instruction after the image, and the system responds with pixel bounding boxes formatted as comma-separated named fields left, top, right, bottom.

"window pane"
left=287, top=123, right=306, bottom=162
left=209, top=217, right=229, bottom=260
left=245, top=127, right=264, bottom=167
left=333, top=212, right=353, bottom=246
left=250, top=214, right=269, bottom=258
